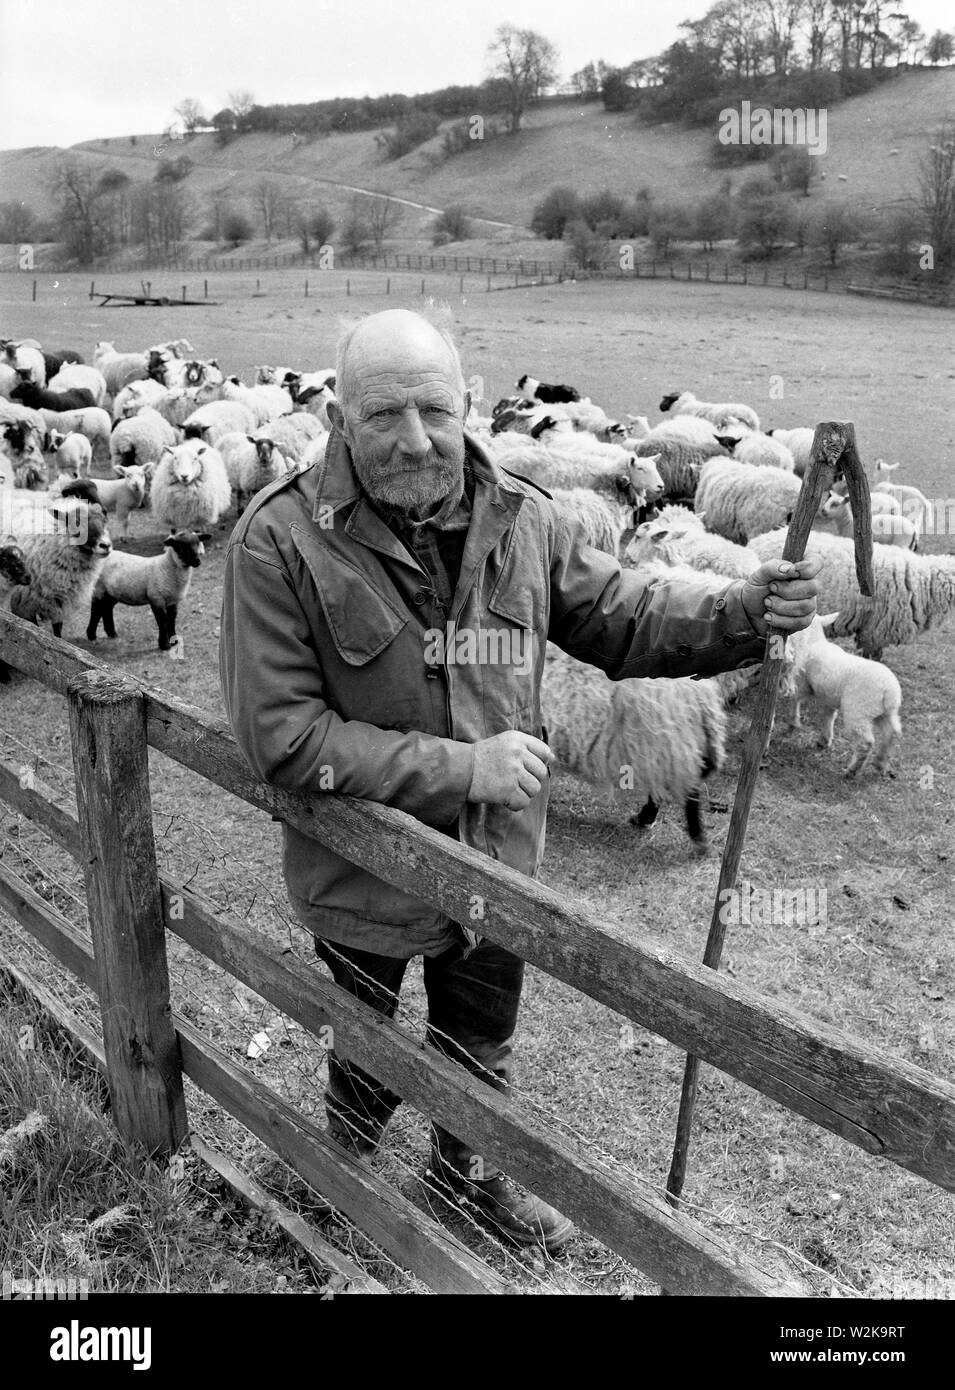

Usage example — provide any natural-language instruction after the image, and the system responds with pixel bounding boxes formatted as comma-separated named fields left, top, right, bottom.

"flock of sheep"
left=1, top=336, right=952, bottom=853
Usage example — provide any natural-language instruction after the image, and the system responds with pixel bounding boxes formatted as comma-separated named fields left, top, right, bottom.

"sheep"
left=13, top=379, right=100, bottom=413
left=182, top=399, right=257, bottom=447
left=6, top=499, right=113, bottom=638
left=748, top=526, right=955, bottom=659
left=625, top=509, right=759, bottom=579
left=869, top=464, right=935, bottom=535
left=93, top=341, right=150, bottom=396
left=783, top=614, right=902, bottom=776
left=814, top=493, right=918, bottom=550
left=659, top=390, right=760, bottom=433
left=549, top=488, right=631, bottom=556
left=149, top=348, right=222, bottom=390
left=631, top=416, right=729, bottom=503
left=299, top=431, right=329, bottom=470
left=766, top=427, right=815, bottom=477
left=285, top=368, right=336, bottom=401
left=0, top=363, right=20, bottom=398
left=109, top=408, right=179, bottom=470
left=151, top=440, right=231, bottom=531
left=154, top=383, right=221, bottom=430
left=220, top=378, right=293, bottom=425
left=47, top=364, right=108, bottom=408
left=294, top=382, right=337, bottom=428
left=695, top=457, right=802, bottom=544
left=624, top=414, right=651, bottom=441
left=254, top=413, right=324, bottom=464
left=238, top=437, right=290, bottom=507
left=4, top=343, right=46, bottom=387
left=0, top=421, right=46, bottom=485
left=87, top=529, right=210, bottom=651
left=540, top=642, right=728, bottom=853
left=48, top=429, right=92, bottom=479
left=62, top=464, right=149, bottom=541
left=515, top=373, right=580, bottom=403
left=255, top=364, right=299, bottom=387
left=41, top=348, right=84, bottom=379
left=716, top=429, right=795, bottom=472
left=111, top=378, right=170, bottom=421
left=34, top=406, right=111, bottom=467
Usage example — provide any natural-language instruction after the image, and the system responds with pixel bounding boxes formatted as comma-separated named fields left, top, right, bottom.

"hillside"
left=2, top=68, right=954, bottom=246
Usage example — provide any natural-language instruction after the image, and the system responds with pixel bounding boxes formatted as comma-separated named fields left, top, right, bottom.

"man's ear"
left=326, top=400, right=344, bottom=433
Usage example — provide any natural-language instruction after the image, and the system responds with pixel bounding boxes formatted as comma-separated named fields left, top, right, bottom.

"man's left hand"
left=741, top=557, right=821, bottom=637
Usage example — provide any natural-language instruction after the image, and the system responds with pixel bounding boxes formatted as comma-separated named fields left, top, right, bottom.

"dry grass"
left=0, top=269, right=952, bottom=1296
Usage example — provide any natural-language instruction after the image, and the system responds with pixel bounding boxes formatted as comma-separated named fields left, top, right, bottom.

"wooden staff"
left=664, top=422, right=874, bottom=1216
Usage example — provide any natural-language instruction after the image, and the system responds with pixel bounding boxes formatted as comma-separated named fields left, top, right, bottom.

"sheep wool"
left=660, top=390, right=760, bottom=433
left=151, top=441, right=231, bottom=530
left=696, top=457, right=802, bottom=544
left=8, top=500, right=112, bottom=636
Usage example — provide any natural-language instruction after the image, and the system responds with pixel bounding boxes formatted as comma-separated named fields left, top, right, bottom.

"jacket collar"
left=312, top=427, right=527, bottom=596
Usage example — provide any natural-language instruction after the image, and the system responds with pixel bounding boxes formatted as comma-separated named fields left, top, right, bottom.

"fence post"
left=32, top=279, right=37, bottom=302
left=724, top=262, right=728, bottom=282
left=688, top=262, right=692, bottom=281
left=305, top=279, right=309, bottom=297
left=824, top=273, right=829, bottom=291
left=182, top=284, right=187, bottom=302
left=346, top=278, right=350, bottom=297
left=743, top=265, right=747, bottom=285
left=420, top=277, right=425, bottom=294
left=67, top=671, right=187, bottom=1158
left=783, top=269, right=788, bottom=288
left=803, top=270, right=808, bottom=289
left=204, top=279, right=208, bottom=299
left=387, top=277, right=390, bottom=295
left=459, top=275, right=463, bottom=294
left=763, top=267, right=768, bottom=286
left=89, top=281, right=95, bottom=300
left=487, top=272, right=491, bottom=292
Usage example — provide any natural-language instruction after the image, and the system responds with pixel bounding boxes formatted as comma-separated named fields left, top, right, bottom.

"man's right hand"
left=467, top=731, right=555, bottom=811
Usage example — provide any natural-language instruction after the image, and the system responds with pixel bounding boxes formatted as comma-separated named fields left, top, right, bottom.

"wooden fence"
left=0, top=608, right=952, bottom=1296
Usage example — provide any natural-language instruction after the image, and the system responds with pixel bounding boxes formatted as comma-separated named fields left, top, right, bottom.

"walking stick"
left=663, top=422, right=875, bottom=1226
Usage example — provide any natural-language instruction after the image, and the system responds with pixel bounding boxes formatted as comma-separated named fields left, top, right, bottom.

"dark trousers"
left=314, top=935, right=525, bottom=1175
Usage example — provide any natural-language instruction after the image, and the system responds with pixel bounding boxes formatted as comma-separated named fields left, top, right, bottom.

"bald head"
left=335, top=309, right=466, bottom=414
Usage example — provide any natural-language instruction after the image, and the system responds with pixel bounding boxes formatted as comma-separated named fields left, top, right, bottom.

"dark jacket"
left=219, top=427, right=765, bottom=956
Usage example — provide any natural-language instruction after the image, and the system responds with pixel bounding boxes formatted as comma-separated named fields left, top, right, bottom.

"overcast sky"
left=0, top=0, right=952, bottom=151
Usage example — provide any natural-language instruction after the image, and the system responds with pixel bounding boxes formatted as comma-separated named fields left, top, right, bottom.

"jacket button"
left=412, top=589, right=427, bottom=605
left=723, top=633, right=736, bottom=646
left=676, top=644, right=692, bottom=657
left=714, top=597, right=726, bottom=610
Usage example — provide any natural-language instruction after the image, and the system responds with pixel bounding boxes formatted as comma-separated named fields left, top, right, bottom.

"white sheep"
left=4, top=343, right=46, bottom=387
left=151, top=440, right=231, bottom=531
left=93, top=342, right=150, bottom=396
left=48, top=429, right=92, bottom=478
left=47, top=364, right=108, bottom=408
left=35, top=406, right=111, bottom=466
left=631, top=416, right=728, bottom=501
left=299, top=431, right=329, bottom=470
left=625, top=509, right=759, bottom=579
left=766, top=427, right=815, bottom=477
left=870, top=463, right=935, bottom=535
left=182, top=399, right=257, bottom=447
left=0, top=363, right=21, bottom=398
left=488, top=433, right=640, bottom=492
left=254, top=413, right=325, bottom=464
left=220, top=378, right=293, bottom=425
left=718, top=428, right=795, bottom=471
left=110, top=408, right=179, bottom=471
left=255, top=364, right=299, bottom=387
left=219, top=434, right=290, bottom=512
left=154, top=383, right=221, bottom=429
left=695, top=457, right=802, bottom=544
left=814, top=492, right=918, bottom=549
left=112, top=378, right=169, bottom=421
left=748, top=526, right=955, bottom=659
left=783, top=613, right=902, bottom=776
left=6, top=499, right=113, bottom=639
left=541, top=642, right=729, bottom=854
left=64, top=465, right=150, bottom=541
left=549, top=488, right=631, bottom=555
left=86, top=529, right=210, bottom=651
left=659, top=390, right=760, bottom=433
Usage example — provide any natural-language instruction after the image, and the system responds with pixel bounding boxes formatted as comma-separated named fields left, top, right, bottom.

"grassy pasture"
left=0, top=268, right=953, bottom=1296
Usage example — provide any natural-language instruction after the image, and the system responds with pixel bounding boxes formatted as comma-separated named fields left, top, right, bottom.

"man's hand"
left=741, top=557, right=821, bottom=637
left=468, top=731, right=555, bottom=810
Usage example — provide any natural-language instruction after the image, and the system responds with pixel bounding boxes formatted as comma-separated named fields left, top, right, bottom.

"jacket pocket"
left=291, top=524, right=409, bottom=666
left=486, top=519, right=546, bottom=632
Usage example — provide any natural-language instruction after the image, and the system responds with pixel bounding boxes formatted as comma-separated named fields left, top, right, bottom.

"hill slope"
left=2, top=68, right=953, bottom=237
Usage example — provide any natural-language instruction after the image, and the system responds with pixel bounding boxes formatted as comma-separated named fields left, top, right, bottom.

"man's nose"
left=396, top=407, right=431, bottom=455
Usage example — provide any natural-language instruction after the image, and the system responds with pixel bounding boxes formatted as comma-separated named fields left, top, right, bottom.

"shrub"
left=648, top=201, right=691, bottom=256
left=531, top=186, right=581, bottom=240
left=222, top=210, right=253, bottom=247
left=376, top=108, right=441, bottom=160
left=432, top=205, right=472, bottom=245
left=809, top=201, right=864, bottom=266
left=736, top=194, right=791, bottom=258
left=692, top=192, right=732, bottom=251
left=565, top=218, right=604, bottom=270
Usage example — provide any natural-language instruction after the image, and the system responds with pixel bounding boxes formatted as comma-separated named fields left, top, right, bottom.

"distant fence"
left=0, top=608, right=952, bottom=1294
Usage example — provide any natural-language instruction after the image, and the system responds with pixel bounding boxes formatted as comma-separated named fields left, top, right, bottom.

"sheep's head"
left=659, top=392, right=682, bottom=413
left=115, top=464, right=148, bottom=502
left=0, top=543, right=30, bottom=587
left=253, top=438, right=275, bottom=465
left=627, top=452, right=664, bottom=503
left=164, top=529, right=211, bottom=567
left=255, top=365, right=276, bottom=384
left=49, top=500, right=112, bottom=555
left=165, top=443, right=204, bottom=486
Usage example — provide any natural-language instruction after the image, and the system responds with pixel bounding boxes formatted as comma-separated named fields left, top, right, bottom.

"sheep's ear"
left=197, top=445, right=207, bottom=456
left=819, top=612, right=840, bottom=628
left=246, top=434, right=256, bottom=444
left=765, top=428, right=775, bottom=436
left=113, top=464, right=128, bottom=477
left=163, top=534, right=176, bottom=546
left=142, top=461, right=156, bottom=476
left=198, top=532, right=212, bottom=542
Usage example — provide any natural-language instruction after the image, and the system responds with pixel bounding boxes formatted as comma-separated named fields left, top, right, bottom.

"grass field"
left=0, top=268, right=953, bottom=1296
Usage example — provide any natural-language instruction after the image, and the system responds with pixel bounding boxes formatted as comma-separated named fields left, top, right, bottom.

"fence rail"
left=0, top=608, right=952, bottom=1295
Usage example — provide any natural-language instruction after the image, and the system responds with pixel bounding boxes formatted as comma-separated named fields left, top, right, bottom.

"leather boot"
left=424, top=1140, right=574, bottom=1256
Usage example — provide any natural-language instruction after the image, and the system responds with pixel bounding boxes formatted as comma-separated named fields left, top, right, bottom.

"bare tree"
left=254, top=178, right=281, bottom=243
left=925, top=29, right=955, bottom=64
left=810, top=200, right=863, bottom=266
left=919, top=120, right=955, bottom=271
left=486, top=24, right=559, bottom=133
left=801, top=0, right=834, bottom=69
left=364, top=195, right=402, bottom=252
left=228, top=89, right=256, bottom=121
left=174, top=98, right=208, bottom=133
left=50, top=158, right=114, bottom=262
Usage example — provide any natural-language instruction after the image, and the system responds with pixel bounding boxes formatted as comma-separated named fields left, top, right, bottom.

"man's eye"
left=373, top=408, right=398, bottom=419
left=423, top=406, right=450, bottom=416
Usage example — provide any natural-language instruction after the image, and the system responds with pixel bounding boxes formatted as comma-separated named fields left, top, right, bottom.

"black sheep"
left=11, top=381, right=96, bottom=412
left=515, top=373, right=581, bottom=404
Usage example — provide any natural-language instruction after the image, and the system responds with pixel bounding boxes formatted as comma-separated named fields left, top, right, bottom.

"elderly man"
left=219, top=308, right=818, bottom=1256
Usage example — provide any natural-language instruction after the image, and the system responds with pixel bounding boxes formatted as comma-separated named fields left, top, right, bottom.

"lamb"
left=659, top=390, right=760, bottom=433
left=87, top=529, right=210, bottom=650
left=109, top=408, right=179, bottom=471
left=219, top=434, right=290, bottom=512
left=220, top=378, right=293, bottom=425
left=716, top=429, right=795, bottom=471
left=766, top=427, right=815, bottom=477
left=47, top=364, right=108, bottom=408
left=11, top=381, right=96, bottom=413
left=111, top=378, right=169, bottom=421
left=814, top=491, right=918, bottom=550
left=6, top=499, right=113, bottom=638
left=182, top=399, right=257, bottom=447
left=869, top=463, right=935, bottom=535
left=782, top=614, right=902, bottom=776
left=540, top=642, right=728, bottom=853
left=515, top=373, right=580, bottom=403
left=625, top=509, right=759, bottom=579
left=748, top=526, right=955, bottom=659
left=93, top=342, right=150, bottom=396
left=34, top=406, right=111, bottom=467
left=48, top=429, right=93, bottom=478
left=63, top=464, right=150, bottom=540
left=695, top=457, right=802, bottom=544
left=151, top=440, right=231, bottom=531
